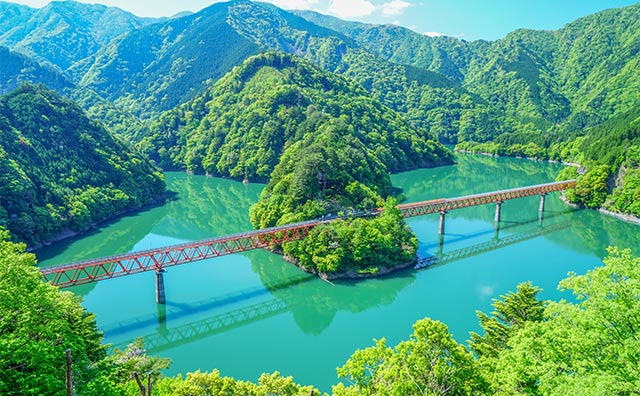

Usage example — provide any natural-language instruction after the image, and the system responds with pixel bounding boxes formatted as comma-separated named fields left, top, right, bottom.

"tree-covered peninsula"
left=0, top=84, right=165, bottom=247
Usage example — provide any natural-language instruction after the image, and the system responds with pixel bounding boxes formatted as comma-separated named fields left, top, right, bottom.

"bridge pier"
left=155, top=269, right=166, bottom=304
left=539, top=193, right=547, bottom=212
left=438, top=211, right=447, bottom=235
left=495, top=201, right=503, bottom=223
left=493, top=221, right=500, bottom=240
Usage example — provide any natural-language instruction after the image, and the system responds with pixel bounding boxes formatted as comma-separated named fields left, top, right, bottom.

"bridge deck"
left=40, top=180, right=576, bottom=288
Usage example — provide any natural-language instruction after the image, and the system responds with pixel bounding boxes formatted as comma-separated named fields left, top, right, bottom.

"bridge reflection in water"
left=41, top=180, right=576, bottom=293
left=110, top=218, right=570, bottom=354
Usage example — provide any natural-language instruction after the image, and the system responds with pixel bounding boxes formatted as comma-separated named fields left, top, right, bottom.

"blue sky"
left=10, top=0, right=640, bottom=40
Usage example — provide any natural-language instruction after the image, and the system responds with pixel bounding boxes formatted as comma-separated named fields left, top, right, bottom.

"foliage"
left=0, top=228, right=106, bottom=395
left=148, top=370, right=317, bottom=396
left=0, top=84, right=165, bottom=247
left=469, top=282, right=545, bottom=359
left=283, top=198, right=417, bottom=274
left=334, top=318, right=487, bottom=396
left=486, top=248, right=640, bottom=395
left=0, top=46, right=73, bottom=95
left=145, top=52, right=453, bottom=180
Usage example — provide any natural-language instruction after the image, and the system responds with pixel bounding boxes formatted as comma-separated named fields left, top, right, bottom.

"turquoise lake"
left=37, top=153, right=640, bottom=392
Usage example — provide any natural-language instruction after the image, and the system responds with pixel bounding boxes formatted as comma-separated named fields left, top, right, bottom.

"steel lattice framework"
left=397, top=180, right=576, bottom=217
left=40, top=220, right=318, bottom=288
left=415, top=220, right=571, bottom=269
left=41, top=180, right=576, bottom=288
left=113, top=298, right=289, bottom=353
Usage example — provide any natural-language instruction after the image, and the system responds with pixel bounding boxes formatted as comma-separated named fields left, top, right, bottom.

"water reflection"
left=35, top=157, right=639, bottom=391
left=110, top=211, right=577, bottom=352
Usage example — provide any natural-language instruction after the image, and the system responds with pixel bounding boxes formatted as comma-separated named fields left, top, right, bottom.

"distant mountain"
left=75, top=0, right=493, bottom=144
left=74, top=1, right=262, bottom=114
left=0, top=2, right=35, bottom=35
left=0, top=1, right=163, bottom=72
left=0, top=46, right=74, bottom=94
left=0, top=84, right=165, bottom=246
left=143, top=52, right=452, bottom=180
left=294, top=10, right=468, bottom=82
left=297, top=4, right=640, bottom=136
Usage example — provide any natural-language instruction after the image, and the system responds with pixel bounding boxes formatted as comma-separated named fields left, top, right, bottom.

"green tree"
left=469, top=282, right=545, bottom=359
left=488, top=247, right=640, bottom=395
left=0, top=228, right=106, bottom=395
left=334, top=318, right=487, bottom=396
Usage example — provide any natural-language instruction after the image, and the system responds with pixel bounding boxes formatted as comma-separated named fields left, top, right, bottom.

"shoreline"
left=28, top=195, right=169, bottom=252
left=456, top=149, right=640, bottom=226
left=282, top=253, right=418, bottom=281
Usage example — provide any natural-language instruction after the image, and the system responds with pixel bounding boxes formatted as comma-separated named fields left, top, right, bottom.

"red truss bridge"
left=40, top=180, right=576, bottom=290
left=396, top=179, right=577, bottom=218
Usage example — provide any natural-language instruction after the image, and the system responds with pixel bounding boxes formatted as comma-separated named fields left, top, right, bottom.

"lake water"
left=37, top=153, right=640, bottom=392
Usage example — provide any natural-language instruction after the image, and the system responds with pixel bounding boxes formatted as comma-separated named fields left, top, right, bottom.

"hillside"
left=297, top=4, right=640, bottom=137
left=143, top=52, right=452, bottom=180
left=0, top=46, right=73, bottom=94
left=0, top=1, right=162, bottom=72
left=74, top=0, right=486, bottom=143
left=74, top=1, right=261, bottom=114
left=0, top=84, right=165, bottom=247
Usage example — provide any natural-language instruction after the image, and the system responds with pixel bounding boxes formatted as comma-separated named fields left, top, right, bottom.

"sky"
left=8, top=0, right=640, bottom=41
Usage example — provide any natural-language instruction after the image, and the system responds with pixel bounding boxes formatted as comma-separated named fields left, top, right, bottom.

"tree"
left=488, top=247, right=640, bottom=395
left=0, top=228, right=106, bottom=395
left=469, top=282, right=545, bottom=359
left=334, top=318, right=487, bottom=396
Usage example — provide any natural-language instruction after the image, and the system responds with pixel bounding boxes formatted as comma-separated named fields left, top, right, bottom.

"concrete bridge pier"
left=539, top=193, right=547, bottom=213
left=438, top=211, right=447, bottom=235
left=155, top=269, right=167, bottom=304
left=495, top=201, right=503, bottom=223
left=493, top=221, right=500, bottom=240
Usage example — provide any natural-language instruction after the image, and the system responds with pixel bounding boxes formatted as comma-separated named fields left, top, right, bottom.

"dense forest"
left=141, top=52, right=452, bottom=180
left=0, top=84, right=165, bottom=246
left=2, top=0, right=638, bottom=218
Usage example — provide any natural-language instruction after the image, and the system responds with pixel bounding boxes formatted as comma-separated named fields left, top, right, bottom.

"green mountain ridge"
left=0, top=0, right=163, bottom=72
left=70, top=0, right=497, bottom=144
left=297, top=4, right=640, bottom=135
left=74, top=0, right=261, bottom=114
left=0, top=84, right=165, bottom=246
left=143, top=52, right=452, bottom=182
left=0, top=46, right=74, bottom=94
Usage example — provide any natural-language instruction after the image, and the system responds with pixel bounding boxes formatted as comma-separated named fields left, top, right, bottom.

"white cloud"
left=263, top=0, right=321, bottom=10
left=327, top=0, right=375, bottom=18
left=381, top=0, right=411, bottom=16
left=423, top=31, right=444, bottom=37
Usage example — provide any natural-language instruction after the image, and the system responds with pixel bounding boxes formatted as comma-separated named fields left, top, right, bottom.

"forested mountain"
left=0, top=1, right=162, bottom=72
left=0, top=2, right=35, bottom=34
left=74, top=1, right=262, bottom=114
left=143, top=52, right=452, bottom=180
left=294, top=10, right=469, bottom=82
left=0, top=46, right=73, bottom=94
left=297, top=4, right=640, bottom=136
left=72, top=0, right=497, bottom=143
left=0, top=84, right=165, bottom=247
left=1, top=0, right=639, bottom=228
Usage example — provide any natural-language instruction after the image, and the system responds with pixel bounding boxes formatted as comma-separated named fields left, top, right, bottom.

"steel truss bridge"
left=110, top=220, right=571, bottom=353
left=40, top=180, right=576, bottom=288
